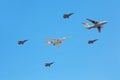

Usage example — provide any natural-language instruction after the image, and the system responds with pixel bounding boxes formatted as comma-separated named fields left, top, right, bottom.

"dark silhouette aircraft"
left=18, top=40, right=28, bottom=45
left=63, top=13, right=74, bottom=19
left=88, top=39, right=98, bottom=44
left=45, top=62, right=54, bottom=67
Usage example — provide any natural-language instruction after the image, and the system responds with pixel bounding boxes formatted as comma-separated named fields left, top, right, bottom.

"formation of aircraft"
left=63, top=13, right=74, bottom=19
left=18, top=40, right=28, bottom=45
left=82, top=18, right=107, bottom=32
left=88, top=39, right=98, bottom=44
left=45, top=62, right=54, bottom=67
left=17, top=13, right=108, bottom=67
left=46, top=36, right=69, bottom=48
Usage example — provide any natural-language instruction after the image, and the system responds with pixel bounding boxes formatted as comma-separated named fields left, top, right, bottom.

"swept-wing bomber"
left=46, top=36, right=69, bottom=48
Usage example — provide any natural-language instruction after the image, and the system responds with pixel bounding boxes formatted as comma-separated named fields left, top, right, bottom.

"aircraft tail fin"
left=82, top=22, right=91, bottom=29
left=46, top=41, right=52, bottom=45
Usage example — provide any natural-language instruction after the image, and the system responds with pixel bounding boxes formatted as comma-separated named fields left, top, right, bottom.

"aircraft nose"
left=102, top=21, right=107, bottom=24
left=104, top=21, right=108, bottom=23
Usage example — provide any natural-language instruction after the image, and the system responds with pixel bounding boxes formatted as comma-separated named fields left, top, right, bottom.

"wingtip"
left=81, top=22, right=86, bottom=24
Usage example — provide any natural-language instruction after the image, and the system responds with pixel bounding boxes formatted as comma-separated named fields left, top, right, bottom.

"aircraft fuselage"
left=91, top=21, right=107, bottom=28
left=51, top=39, right=62, bottom=45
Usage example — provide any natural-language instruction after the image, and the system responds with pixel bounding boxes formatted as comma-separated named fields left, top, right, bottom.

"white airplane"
left=46, top=36, right=69, bottom=48
left=82, top=18, right=107, bottom=32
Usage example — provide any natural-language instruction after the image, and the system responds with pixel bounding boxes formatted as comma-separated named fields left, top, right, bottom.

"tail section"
left=82, top=22, right=91, bottom=29
left=46, top=41, right=52, bottom=45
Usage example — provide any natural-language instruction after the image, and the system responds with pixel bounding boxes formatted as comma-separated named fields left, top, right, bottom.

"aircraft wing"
left=86, top=18, right=99, bottom=24
left=60, top=37, right=69, bottom=41
left=46, top=36, right=56, bottom=40
left=97, top=26, right=101, bottom=32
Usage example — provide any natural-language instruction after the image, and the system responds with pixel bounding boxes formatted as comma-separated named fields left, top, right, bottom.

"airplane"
left=45, top=62, right=54, bottom=67
left=18, top=40, right=28, bottom=45
left=63, top=13, right=74, bottom=19
left=88, top=39, right=98, bottom=44
left=46, top=36, right=69, bottom=48
left=82, top=18, right=107, bottom=32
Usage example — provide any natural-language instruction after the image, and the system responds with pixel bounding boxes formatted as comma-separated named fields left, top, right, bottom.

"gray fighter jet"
left=45, top=62, right=54, bottom=67
left=46, top=36, right=69, bottom=48
left=63, top=13, right=74, bottom=19
left=82, top=18, right=107, bottom=32
left=18, top=40, right=28, bottom=45
left=88, top=39, right=98, bottom=44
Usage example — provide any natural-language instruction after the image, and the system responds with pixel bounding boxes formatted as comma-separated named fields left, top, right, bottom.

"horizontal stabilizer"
left=82, top=22, right=92, bottom=29
left=46, top=41, right=52, bottom=45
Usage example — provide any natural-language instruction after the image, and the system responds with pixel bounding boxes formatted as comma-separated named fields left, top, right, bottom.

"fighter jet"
left=88, top=39, right=98, bottom=44
left=63, top=13, right=74, bottom=19
left=82, top=18, right=107, bottom=32
left=46, top=36, right=69, bottom=48
left=18, top=40, right=28, bottom=45
left=45, top=62, right=54, bottom=67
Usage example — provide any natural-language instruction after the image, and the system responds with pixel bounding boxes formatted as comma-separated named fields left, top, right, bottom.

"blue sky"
left=0, top=0, right=120, bottom=80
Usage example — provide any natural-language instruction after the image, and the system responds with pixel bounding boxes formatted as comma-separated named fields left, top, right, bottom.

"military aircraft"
left=82, top=18, right=107, bottom=32
left=18, top=40, right=28, bottom=45
left=46, top=36, right=69, bottom=48
left=45, top=62, right=54, bottom=67
left=88, top=39, right=98, bottom=44
left=63, top=13, right=74, bottom=19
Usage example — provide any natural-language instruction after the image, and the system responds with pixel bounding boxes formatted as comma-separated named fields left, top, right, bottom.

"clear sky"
left=0, top=0, right=120, bottom=80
